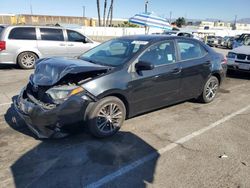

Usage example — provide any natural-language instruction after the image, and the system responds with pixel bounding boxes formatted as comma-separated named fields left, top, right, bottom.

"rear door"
left=37, top=28, right=67, bottom=57
left=177, top=39, right=211, bottom=99
left=129, top=40, right=181, bottom=114
left=65, top=29, right=95, bottom=57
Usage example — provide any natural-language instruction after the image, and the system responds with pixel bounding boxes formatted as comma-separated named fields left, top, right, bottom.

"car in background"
left=220, top=36, right=235, bottom=49
left=14, top=35, right=226, bottom=138
left=206, top=36, right=222, bottom=47
left=155, top=31, right=202, bottom=41
left=233, top=33, right=250, bottom=49
left=227, top=45, right=250, bottom=73
left=0, top=25, right=99, bottom=69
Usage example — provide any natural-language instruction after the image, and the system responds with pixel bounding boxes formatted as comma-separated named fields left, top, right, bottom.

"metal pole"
left=145, top=0, right=149, bottom=34
left=82, top=6, right=86, bottom=17
left=145, top=0, right=148, bottom=13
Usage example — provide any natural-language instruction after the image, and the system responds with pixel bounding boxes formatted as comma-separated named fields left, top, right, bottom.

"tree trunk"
left=106, top=0, right=114, bottom=27
left=103, top=0, right=107, bottom=26
left=96, top=0, right=101, bottom=26
left=110, top=0, right=114, bottom=26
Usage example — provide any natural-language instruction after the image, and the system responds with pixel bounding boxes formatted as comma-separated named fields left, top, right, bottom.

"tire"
left=87, top=96, right=126, bottom=138
left=17, top=52, right=38, bottom=69
left=198, top=76, right=219, bottom=103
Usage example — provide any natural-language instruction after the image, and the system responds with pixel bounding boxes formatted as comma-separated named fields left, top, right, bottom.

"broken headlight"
left=46, top=85, right=84, bottom=103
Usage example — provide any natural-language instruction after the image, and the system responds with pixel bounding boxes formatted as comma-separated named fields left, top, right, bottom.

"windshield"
left=80, top=39, right=149, bottom=67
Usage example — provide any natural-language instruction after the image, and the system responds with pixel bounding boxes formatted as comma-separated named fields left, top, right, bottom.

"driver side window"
left=139, top=41, right=176, bottom=66
left=67, top=30, right=86, bottom=42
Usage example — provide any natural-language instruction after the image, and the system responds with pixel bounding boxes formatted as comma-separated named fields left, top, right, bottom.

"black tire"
left=17, top=52, right=38, bottom=69
left=198, top=76, right=219, bottom=103
left=87, top=96, right=126, bottom=138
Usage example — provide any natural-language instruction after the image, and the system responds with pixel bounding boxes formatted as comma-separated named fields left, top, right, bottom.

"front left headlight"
left=46, top=85, right=85, bottom=103
left=227, top=52, right=236, bottom=59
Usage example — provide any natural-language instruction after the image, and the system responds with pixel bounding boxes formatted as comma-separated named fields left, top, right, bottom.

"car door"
left=66, top=29, right=95, bottom=57
left=128, top=40, right=181, bottom=114
left=37, top=28, right=67, bottom=57
left=177, top=39, right=211, bottom=100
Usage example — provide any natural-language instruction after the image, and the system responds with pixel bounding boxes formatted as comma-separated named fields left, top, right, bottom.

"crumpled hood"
left=32, top=57, right=111, bottom=86
left=231, top=46, right=250, bottom=55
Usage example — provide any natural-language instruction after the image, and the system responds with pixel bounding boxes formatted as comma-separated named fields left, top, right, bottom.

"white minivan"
left=0, top=26, right=99, bottom=69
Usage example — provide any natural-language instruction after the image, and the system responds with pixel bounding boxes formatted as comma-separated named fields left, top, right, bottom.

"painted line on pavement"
left=85, top=104, right=250, bottom=188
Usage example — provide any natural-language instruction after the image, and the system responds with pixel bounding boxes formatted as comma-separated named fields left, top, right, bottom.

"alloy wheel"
left=21, top=54, right=36, bottom=68
left=205, top=79, right=218, bottom=101
left=96, top=103, right=123, bottom=134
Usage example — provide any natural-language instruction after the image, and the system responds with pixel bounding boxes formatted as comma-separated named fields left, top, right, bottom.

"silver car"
left=0, top=26, right=99, bottom=69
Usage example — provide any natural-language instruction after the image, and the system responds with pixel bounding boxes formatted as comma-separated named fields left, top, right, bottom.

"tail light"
left=0, top=41, right=6, bottom=51
left=221, top=57, right=227, bottom=64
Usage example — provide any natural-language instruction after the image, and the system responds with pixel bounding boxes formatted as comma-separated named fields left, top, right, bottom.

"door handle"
left=59, top=43, right=66, bottom=46
left=68, top=44, right=74, bottom=47
left=171, top=68, right=182, bottom=74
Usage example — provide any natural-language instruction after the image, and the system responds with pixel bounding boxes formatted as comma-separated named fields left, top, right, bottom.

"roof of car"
left=117, top=35, right=185, bottom=42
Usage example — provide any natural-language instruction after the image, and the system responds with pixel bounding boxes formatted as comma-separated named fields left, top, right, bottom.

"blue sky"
left=1, top=0, right=249, bottom=21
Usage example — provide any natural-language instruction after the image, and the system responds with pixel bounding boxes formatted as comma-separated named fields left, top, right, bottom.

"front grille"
left=237, top=54, right=247, bottom=60
left=247, top=55, right=250, bottom=60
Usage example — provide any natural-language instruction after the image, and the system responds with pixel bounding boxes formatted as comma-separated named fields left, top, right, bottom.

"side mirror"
left=135, top=61, right=154, bottom=71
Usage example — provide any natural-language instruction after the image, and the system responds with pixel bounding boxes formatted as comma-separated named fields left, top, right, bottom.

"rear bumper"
left=14, top=88, right=93, bottom=138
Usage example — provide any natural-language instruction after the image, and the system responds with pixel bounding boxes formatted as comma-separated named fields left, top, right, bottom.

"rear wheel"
left=199, top=76, right=219, bottom=103
left=17, top=52, right=38, bottom=69
left=87, top=96, right=126, bottom=138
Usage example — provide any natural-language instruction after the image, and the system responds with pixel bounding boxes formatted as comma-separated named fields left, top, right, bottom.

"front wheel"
left=199, top=76, right=219, bottom=103
left=87, top=96, right=126, bottom=138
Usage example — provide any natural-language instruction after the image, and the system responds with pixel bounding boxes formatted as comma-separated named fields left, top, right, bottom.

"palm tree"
left=109, top=0, right=114, bottom=26
left=103, top=0, right=108, bottom=26
left=106, top=0, right=114, bottom=27
left=96, top=0, right=101, bottom=26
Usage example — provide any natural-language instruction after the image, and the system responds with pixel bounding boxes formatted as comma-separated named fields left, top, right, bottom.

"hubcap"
left=21, top=54, right=36, bottom=68
left=97, top=103, right=123, bottom=133
left=205, top=79, right=218, bottom=100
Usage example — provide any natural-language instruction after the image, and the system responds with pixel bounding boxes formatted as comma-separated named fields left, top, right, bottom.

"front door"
left=129, top=40, right=181, bottom=115
left=66, top=30, right=95, bottom=57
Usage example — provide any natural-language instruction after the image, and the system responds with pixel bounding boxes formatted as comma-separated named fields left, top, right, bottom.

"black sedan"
left=15, top=35, right=227, bottom=138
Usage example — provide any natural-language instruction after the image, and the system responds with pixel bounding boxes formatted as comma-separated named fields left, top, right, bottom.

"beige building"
left=235, top=23, right=250, bottom=30
left=0, top=14, right=96, bottom=26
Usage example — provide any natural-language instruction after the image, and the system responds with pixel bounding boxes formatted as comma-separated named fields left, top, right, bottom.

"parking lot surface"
left=0, top=48, right=250, bottom=188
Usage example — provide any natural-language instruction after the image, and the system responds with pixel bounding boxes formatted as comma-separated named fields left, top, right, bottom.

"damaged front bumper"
left=14, top=87, right=94, bottom=138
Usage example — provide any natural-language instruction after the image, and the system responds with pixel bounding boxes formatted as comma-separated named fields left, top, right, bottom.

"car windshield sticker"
left=167, top=54, right=173, bottom=61
left=132, top=41, right=148, bottom=45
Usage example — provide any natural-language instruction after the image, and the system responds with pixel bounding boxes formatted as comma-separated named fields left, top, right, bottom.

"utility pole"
left=233, top=15, right=237, bottom=30
left=144, top=0, right=149, bottom=34
left=145, top=0, right=148, bottom=13
left=82, top=6, right=86, bottom=17
left=30, top=4, right=33, bottom=15
left=169, top=11, right=172, bottom=24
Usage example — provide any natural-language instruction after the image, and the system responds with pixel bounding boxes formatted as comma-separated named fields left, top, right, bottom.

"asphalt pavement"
left=0, top=48, right=250, bottom=188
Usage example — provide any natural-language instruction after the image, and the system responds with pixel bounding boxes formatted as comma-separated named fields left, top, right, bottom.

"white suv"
left=0, top=26, right=99, bottom=69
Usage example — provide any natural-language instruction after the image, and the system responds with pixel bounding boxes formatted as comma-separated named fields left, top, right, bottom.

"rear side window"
left=9, top=27, right=36, bottom=40
left=178, top=40, right=207, bottom=61
left=67, top=30, right=86, bottom=42
left=40, top=28, right=64, bottom=41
